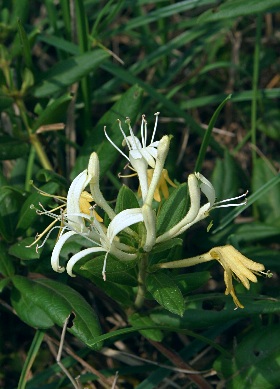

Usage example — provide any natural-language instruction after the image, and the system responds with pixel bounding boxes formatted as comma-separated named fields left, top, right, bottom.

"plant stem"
left=134, top=253, right=148, bottom=309
left=29, top=133, right=53, bottom=171
left=17, top=99, right=54, bottom=171
left=25, top=145, right=36, bottom=191
left=251, top=14, right=262, bottom=166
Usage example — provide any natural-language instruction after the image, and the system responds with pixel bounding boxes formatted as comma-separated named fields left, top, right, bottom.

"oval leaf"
left=146, top=271, right=185, bottom=316
left=11, top=276, right=102, bottom=349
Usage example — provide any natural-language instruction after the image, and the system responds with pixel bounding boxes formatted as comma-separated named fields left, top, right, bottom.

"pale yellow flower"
left=158, top=244, right=269, bottom=309
left=138, top=169, right=177, bottom=202
left=209, top=245, right=266, bottom=309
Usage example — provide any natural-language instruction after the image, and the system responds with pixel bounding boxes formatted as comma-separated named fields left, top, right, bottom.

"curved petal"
left=126, top=135, right=142, bottom=150
left=107, top=208, right=143, bottom=244
left=140, top=148, right=156, bottom=168
left=51, top=230, right=77, bottom=273
left=66, top=247, right=107, bottom=277
left=67, top=170, right=89, bottom=231
left=130, top=148, right=143, bottom=160
left=146, top=145, right=158, bottom=158
left=195, top=173, right=215, bottom=207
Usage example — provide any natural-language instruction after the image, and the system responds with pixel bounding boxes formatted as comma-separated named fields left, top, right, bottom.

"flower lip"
left=104, top=113, right=161, bottom=169
left=195, top=172, right=248, bottom=209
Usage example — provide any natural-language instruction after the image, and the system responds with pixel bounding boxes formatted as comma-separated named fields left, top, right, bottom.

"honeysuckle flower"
left=30, top=154, right=140, bottom=280
left=157, top=244, right=269, bottom=309
left=156, top=172, right=247, bottom=243
left=105, top=113, right=161, bottom=201
left=208, top=245, right=267, bottom=308
left=52, top=204, right=141, bottom=279
left=50, top=165, right=141, bottom=279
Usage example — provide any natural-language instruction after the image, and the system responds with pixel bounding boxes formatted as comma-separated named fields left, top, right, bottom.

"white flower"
left=104, top=113, right=161, bottom=201
left=51, top=170, right=141, bottom=279
left=156, top=173, right=247, bottom=243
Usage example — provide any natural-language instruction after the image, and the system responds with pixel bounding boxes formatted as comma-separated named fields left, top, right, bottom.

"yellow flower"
left=209, top=245, right=266, bottom=309
left=138, top=169, right=177, bottom=202
left=158, top=244, right=270, bottom=309
left=79, top=191, right=103, bottom=222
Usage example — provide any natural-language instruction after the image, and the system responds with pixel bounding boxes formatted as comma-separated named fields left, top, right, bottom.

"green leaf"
left=17, top=330, right=45, bottom=389
left=0, top=136, right=29, bottom=160
left=175, top=271, right=211, bottom=296
left=9, top=237, right=40, bottom=261
left=0, top=92, right=13, bottom=110
left=79, top=254, right=138, bottom=286
left=156, top=183, right=188, bottom=235
left=11, top=0, right=30, bottom=25
left=214, top=325, right=280, bottom=389
left=146, top=271, right=185, bottom=316
left=195, top=94, right=231, bottom=172
left=0, top=278, right=11, bottom=292
left=38, top=33, right=79, bottom=55
left=229, top=222, right=280, bottom=243
left=151, top=238, right=183, bottom=255
left=115, top=185, right=140, bottom=213
left=17, top=18, right=33, bottom=69
left=150, top=294, right=280, bottom=330
left=73, top=84, right=143, bottom=178
left=32, top=93, right=73, bottom=132
left=16, top=181, right=60, bottom=232
left=129, top=313, right=163, bottom=341
left=252, top=158, right=280, bottom=224
left=0, top=242, right=15, bottom=276
left=212, top=173, right=280, bottom=234
left=257, top=106, right=280, bottom=140
left=0, top=186, right=25, bottom=241
left=79, top=272, right=135, bottom=307
left=33, top=49, right=110, bottom=97
left=11, top=276, right=102, bottom=349
left=35, top=169, right=68, bottom=187
left=211, top=151, right=243, bottom=223
left=198, top=0, right=280, bottom=23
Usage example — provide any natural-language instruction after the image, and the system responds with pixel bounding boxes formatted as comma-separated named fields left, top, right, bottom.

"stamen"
left=118, top=172, right=138, bottom=178
left=214, top=191, right=248, bottom=208
left=104, top=126, right=130, bottom=162
left=141, top=114, right=145, bottom=147
left=151, top=112, right=160, bottom=144
left=143, top=117, right=148, bottom=147
left=26, top=219, right=61, bottom=248
left=260, top=270, right=273, bottom=278
left=126, top=117, right=140, bottom=151
left=118, top=119, right=132, bottom=151
left=102, top=252, right=109, bottom=281
left=30, top=181, right=66, bottom=202
left=36, top=225, right=66, bottom=252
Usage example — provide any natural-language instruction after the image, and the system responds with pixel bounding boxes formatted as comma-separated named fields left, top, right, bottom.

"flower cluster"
left=31, top=113, right=268, bottom=307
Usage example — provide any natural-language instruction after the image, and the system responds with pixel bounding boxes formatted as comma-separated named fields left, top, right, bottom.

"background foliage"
left=0, top=0, right=280, bottom=388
